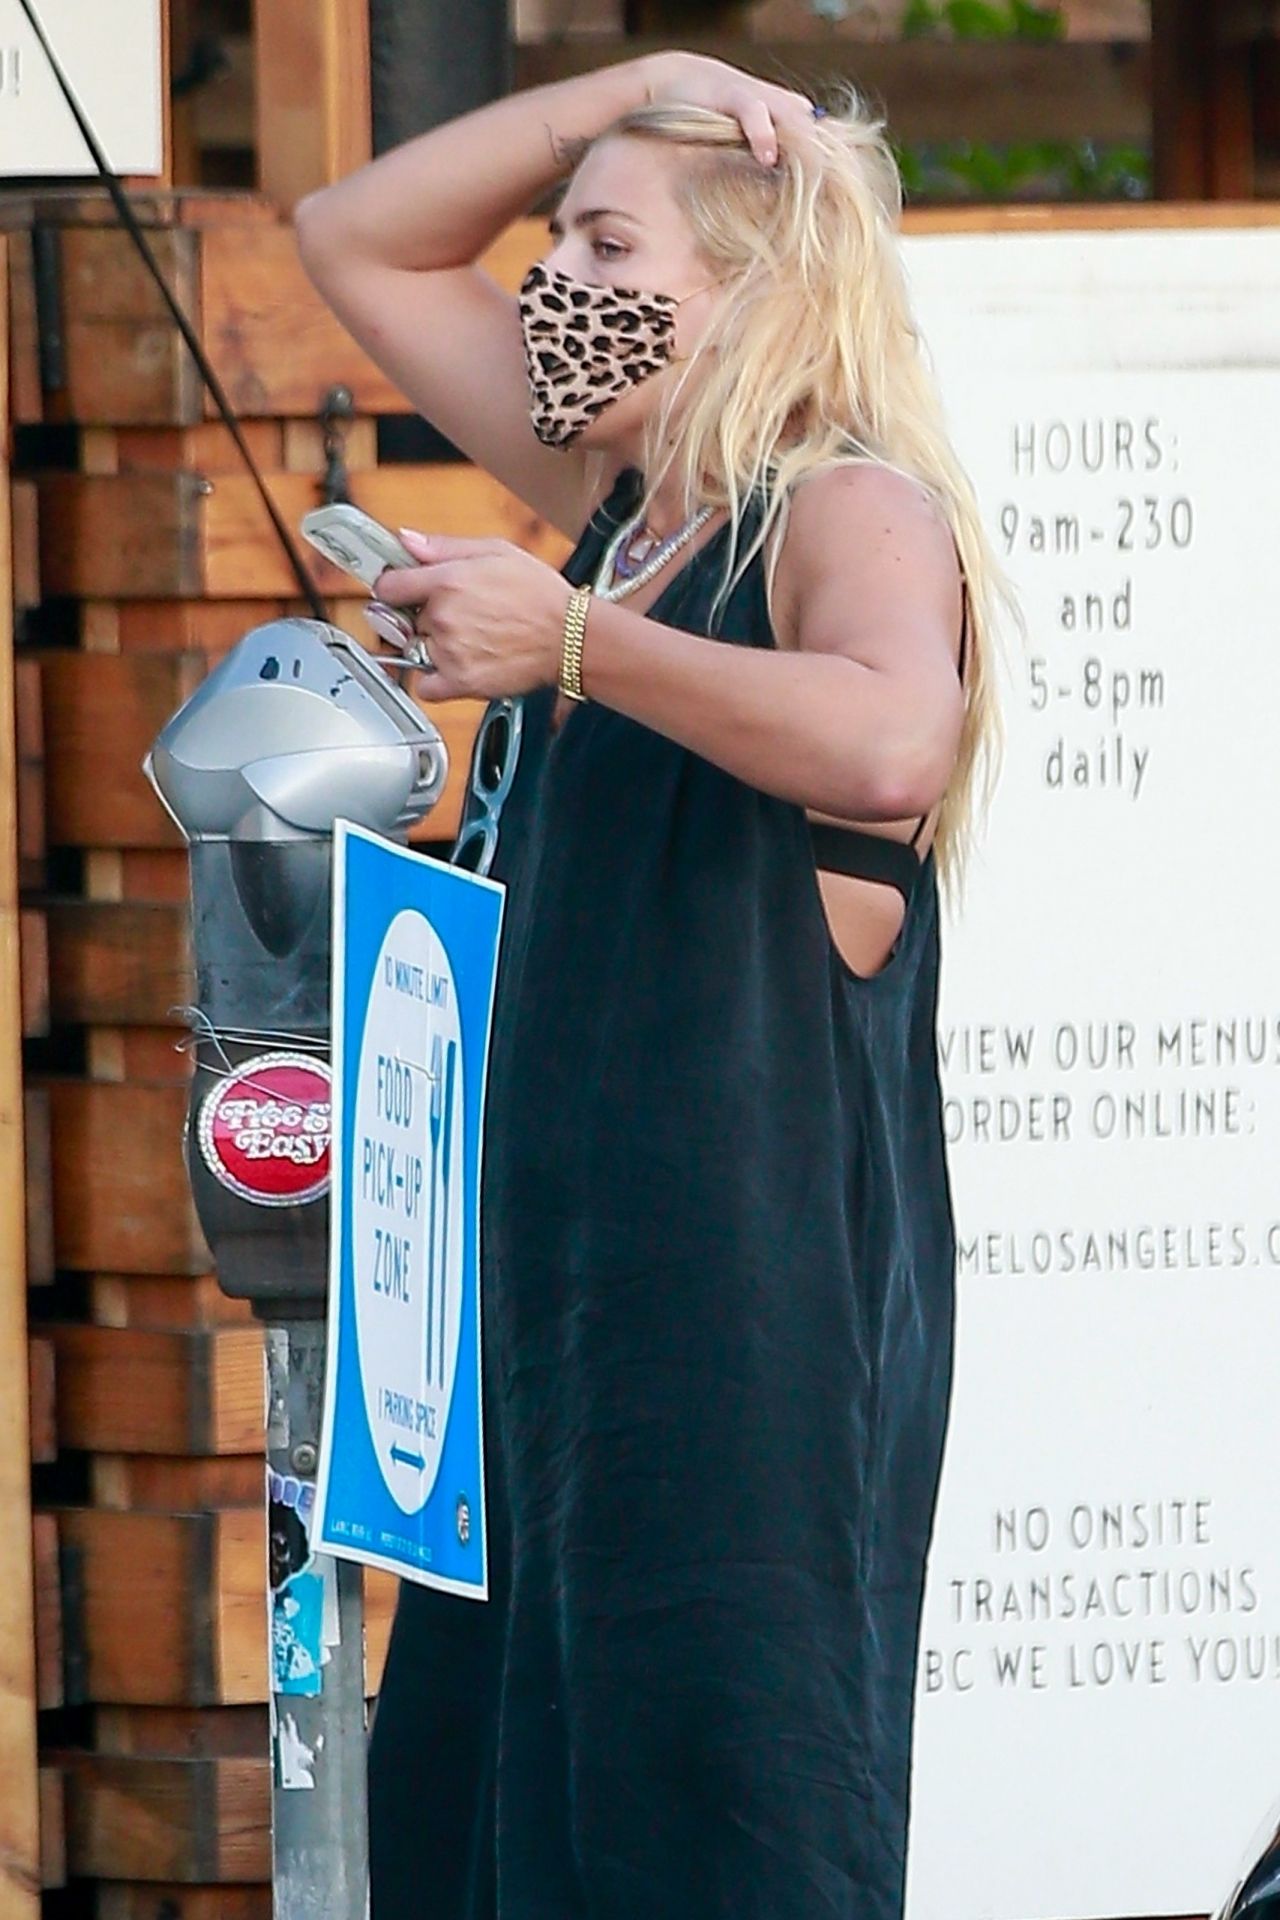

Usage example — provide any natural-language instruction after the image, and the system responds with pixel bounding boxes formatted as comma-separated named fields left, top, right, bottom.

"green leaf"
left=894, top=144, right=927, bottom=195
left=901, top=0, right=942, bottom=35
left=943, top=0, right=1012, bottom=35
left=1008, top=0, right=1065, bottom=40
left=894, top=134, right=1152, bottom=204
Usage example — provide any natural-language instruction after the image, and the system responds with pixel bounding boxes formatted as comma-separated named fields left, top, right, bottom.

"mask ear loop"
left=636, top=269, right=743, bottom=532
left=674, top=276, right=729, bottom=308
left=666, top=275, right=732, bottom=368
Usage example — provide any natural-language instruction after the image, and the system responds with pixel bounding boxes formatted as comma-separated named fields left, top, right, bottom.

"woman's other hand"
left=373, top=528, right=568, bottom=702
left=643, top=51, right=818, bottom=167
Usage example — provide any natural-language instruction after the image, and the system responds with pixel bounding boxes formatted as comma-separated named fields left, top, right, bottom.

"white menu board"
left=0, top=0, right=162, bottom=176
left=903, top=225, right=1280, bottom=1920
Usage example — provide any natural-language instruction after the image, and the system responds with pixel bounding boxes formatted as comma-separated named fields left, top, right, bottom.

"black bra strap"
left=808, top=823, right=923, bottom=902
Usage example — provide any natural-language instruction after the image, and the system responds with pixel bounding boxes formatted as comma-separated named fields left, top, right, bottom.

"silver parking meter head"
left=145, top=621, right=453, bottom=1316
left=144, top=617, right=448, bottom=845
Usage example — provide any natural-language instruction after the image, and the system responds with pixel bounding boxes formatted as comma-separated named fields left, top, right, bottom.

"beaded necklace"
left=592, top=502, right=716, bottom=603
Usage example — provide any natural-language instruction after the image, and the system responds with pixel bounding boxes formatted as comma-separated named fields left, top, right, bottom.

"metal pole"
left=266, top=1319, right=369, bottom=1920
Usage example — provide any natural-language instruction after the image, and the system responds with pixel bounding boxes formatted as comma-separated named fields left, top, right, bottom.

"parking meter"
left=145, top=617, right=448, bottom=1920
left=146, top=617, right=447, bottom=1319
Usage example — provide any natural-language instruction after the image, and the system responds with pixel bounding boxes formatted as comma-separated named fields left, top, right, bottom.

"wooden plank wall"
left=9, top=32, right=398, bottom=1904
left=513, top=1, right=1157, bottom=150
left=0, top=231, right=41, bottom=1920
left=7, top=169, right=564, bottom=1913
left=189, top=0, right=1161, bottom=174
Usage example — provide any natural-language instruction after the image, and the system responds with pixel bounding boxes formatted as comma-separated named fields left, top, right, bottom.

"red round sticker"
left=196, top=1052, right=332, bottom=1207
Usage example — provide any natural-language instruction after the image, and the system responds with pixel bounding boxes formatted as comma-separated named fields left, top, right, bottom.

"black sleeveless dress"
left=368, top=473, right=959, bottom=1920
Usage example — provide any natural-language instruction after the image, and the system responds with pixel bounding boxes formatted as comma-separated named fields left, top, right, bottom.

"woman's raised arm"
left=292, top=54, right=814, bottom=538
left=292, top=62, right=653, bottom=537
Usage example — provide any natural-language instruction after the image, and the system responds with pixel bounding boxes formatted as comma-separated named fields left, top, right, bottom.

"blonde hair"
left=582, top=95, right=1018, bottom=908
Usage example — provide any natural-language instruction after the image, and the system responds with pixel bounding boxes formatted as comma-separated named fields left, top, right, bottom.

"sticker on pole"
left=196, top=1053, right=332, bottom=1207
left=314, top=821, right=504, bottom=1598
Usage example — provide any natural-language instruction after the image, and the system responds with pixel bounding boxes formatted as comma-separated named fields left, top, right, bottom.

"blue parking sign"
left=314, top=821, right=504, bottom=1597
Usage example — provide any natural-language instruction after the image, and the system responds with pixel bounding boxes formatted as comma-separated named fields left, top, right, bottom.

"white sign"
left=903, top=227, right=1280, bottom=1920
left=0, top=0, right=163, bottom=177
left=351, top=907, right=465, bottom=1512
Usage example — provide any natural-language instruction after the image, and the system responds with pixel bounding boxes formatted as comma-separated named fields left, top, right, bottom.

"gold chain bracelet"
left=559, top=584, right=592, bottom=703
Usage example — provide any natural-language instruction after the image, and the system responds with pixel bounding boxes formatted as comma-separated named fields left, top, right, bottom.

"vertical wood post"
left=1152, top=0, right=1258, bottom=198
left=0, top=231, right=41, bottom=1920
left=167, top=0, right=198, bottom=189
left=254, top=0, right=373, bottom=211
left=157, top=0, right=173, bottom=189
left=1204, top=37, right=1258, bottom=198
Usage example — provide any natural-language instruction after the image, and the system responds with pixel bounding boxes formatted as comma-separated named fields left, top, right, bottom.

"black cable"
left=18, top=0, right=328, bottom=621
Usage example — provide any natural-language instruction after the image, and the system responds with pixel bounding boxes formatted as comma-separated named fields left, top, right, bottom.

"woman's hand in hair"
left=643, top=51, right=817, bottom=167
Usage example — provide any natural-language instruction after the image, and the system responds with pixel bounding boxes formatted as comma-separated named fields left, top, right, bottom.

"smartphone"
left=300, top=503, right=418, bottom=590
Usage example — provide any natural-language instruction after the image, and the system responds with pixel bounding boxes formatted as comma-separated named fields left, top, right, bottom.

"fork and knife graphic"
left=424, top=1031, right=458, bottom=1392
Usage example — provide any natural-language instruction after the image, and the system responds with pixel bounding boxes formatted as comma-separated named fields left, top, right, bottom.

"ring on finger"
left=405, top=604, right=439, bottom=672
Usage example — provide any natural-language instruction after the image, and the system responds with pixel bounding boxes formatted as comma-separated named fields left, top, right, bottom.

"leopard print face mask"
left=518, top=261, right=687, bottom=451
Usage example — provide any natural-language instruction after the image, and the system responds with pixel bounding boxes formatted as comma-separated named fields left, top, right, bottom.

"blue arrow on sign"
left=389, top=1444, right=426, bottom=1472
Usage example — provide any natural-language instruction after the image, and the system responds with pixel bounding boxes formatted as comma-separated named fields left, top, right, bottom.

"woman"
left=297, top=48, right=1007, bottom=1920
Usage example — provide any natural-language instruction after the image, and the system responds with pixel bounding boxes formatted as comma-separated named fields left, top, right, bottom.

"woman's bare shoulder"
left=770, top=459, right=961, bottom=649
left=783, top=459, right=953, bottom=549
left=771, top=455, right=959, bottom=660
